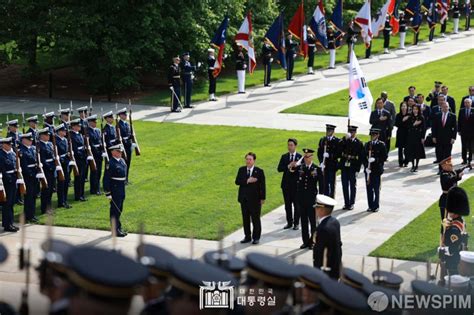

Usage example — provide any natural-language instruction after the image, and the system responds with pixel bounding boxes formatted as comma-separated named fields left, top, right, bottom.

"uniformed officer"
left=327, top=26, right=337, bottom=69
left=69, top=119, right=87, bottom=202
left=38, top=128, right=55, bottom=214
left=102, top=111, right=117, bottom=150
left=339, top=125, right=364, bottom=210
left=26, top=116, right=39, bottom=144
left=0, top=137, right=18, bottom=232
left=55, top=124, right=71, bottom=209
left=295, top=148, right=319, bottom=249
left=76, top=106, right=89, bottom=134
left=426, top=81, right=443, bottom=107
left=207, top=48, right=218, bottom=101
left=465, top=0, right=472, bottom=31
left=203, top=249, right=246, bottom=279
left=313, top=194, right=341, bottom=279
left=346, top=20, right=359, bottom=63
left=262, top=39, right=273, bottom=87
left=318, top=124, right=340, bottom=198
left=285, top=33, right=298, bottom=80
left=180, top=52, right=196, bottom=108
left=235, top=43, right=247, bottom=93
left=103, top=144, right=128, bottom=237
left=452, top=1, right=461, bottom=33
left=87, top=115, right=103, bottom=195
left=6, top=119, right=21, bottom=148
left=168, top=56, right=182, bottom=112
left=19, top=133, right=38, bottom=223
left=43, top=112, right=56, bottom=135
left=307, top=28, right=316, bottom=74
left=116, top=108, right=132, bottom=184
left=364, top=128, right=388, bottom=213
left=59, top=108, right=71, bottom=128
left=383, top=15, right=392, bottom=54
left=399, top=12, right=407, bottom=49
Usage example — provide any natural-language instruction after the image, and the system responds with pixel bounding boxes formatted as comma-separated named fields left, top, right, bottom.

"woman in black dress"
left=395, top=102, right=410, bottom=167
left=406, top=104, right=426, bottom=172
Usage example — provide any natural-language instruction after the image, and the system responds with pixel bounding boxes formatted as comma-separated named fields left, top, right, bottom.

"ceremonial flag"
left=389, top=0, right=401, bottom=35
left=329, top=0, right=345, bottom=47
left=423, top=0, right=438, bottom=28
left=309, top=1, right=328, bottom=48
left=235, top=12, right=257, bottom=74
left=355, top=0, right=373, bottom=47
left=265, top=13, right=287, bottom=69
left=210, top=16, right=229, bottom=78
left=288, top=1, right=308, bottom=58
left=406, top=0, right=422, bottom=32
left=437, top=0, right=449, bottom=23
left=371, top=0, right=391, bottom=37
left=348, top=50, right=373, bottom=123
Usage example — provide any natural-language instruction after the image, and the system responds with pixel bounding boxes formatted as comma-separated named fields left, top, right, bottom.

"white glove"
left=169, top=86, right=174, bottom=91
left=293, top=54, right=297, bottom=58
left=366, top=169, right=371, bottom=174
left=369, top=157, right=375, bottom=163
left=69, top=161, right=76, bottom=166
left=39, top=163, right=43, bottom=168
left=87, top=155, right=94, bottom=161
left=320, top=163, right=325, bottom=170
left=131, top=143, right=137, bottom=149
left=270, top=58, right=274, bottom=62
left=102, top=152, right=108, bottom=158
left=36, top=173, right=45, bottom=179
left=224, top=54, right=228, bottom=59
left=243, top=64, right=247, bottom=69
left=106, top=194, right=112, bottom=200
left=462, top=168, right=470, bottom=175
left=197, top=61, right=202, bottom=68
left=191, top=74, right=195, bottom=80
left=56, top=166, right=63, bottom=172
left=323, top=152, right=330, bottom=158
left=16, top=179, right=24, bottom=185
left=346, top=133, right=351, bottom=139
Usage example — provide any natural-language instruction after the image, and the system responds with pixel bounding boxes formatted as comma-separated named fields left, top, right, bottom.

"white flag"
left=371, top=0, right=391, bottom=37
left=348, top=50, right=373, bottom=123
left=235, top=13, right=256, bottom=74
left=355, top=0, right=373, bottom=47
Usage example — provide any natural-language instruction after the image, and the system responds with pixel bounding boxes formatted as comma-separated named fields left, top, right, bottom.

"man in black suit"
left=369, top=98, right=392, bottom=147
left=460, top=86, right=474, bottom=110
left=432, top=98, right=457, bottom=173
left=312, top=194, right=342, bottom=279
left=441, top=85, right=456, bottom=113
left=364, top=128, right=388, bottom=212
left=403, top=86, right=416, bottom=103
left=277, top=138, right=302, bottom=230
left=458, top=99, right=474, bottom=165
left=235, top=152, right=266, bottom=245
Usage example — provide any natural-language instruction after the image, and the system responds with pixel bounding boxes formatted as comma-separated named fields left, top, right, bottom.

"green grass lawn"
left=283, top=49, right=474, bottom=116
left=139, top=21, right=456, bottom=106
left=371, top=176, right=474, bottom=262
left=11, top=122, right=376, bottom=240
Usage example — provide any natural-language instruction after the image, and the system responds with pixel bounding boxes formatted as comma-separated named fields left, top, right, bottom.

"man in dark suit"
left=460, top=86, right=474, bottom=110
left=235, top=152, right=266, bottom=245
left=458, top=99, right=473, bottom=165
left=432, top=98, right=457, bottom=173
left=369, top=98, right=392, bottom=147
left=441, top=85, right=456, bottom=113
left=403, top=86, right=416, bottom=103
left=277, top=138, right=302, bottom=230
left=364, top=128, right=388, bottom=212
left=313, top=194, right=342, bottom=279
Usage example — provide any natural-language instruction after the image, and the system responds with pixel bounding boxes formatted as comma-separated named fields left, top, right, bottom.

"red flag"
left=388, top=0, right=400, bottom=35
left=288, top=2, right=307, bottom=58
left=235, top=12, right=257, bottom=74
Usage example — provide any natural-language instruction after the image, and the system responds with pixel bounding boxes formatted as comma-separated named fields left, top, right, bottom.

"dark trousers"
left=171, top=84, right=181, bottom=111
left=320, top=168, right=336, bottom=198
left=441, top=20, right=447, bottom=33
left=1, top=180, right=16, bottom=228
left=429, top=27, right=435, bottom=41
left=414, top=32, right=420, bottom=45
left=299, top=197, right=316, bottom=245
left=347, top=43, right=353, bottom=63
left=263, top=63, right=271, bottom=86
left=307, top=46, right=315, bottom=68
left=365, top=172, right=381, bottom=210
left=57, top=162, right=70, bottom=207
left=74, top=157, right=86, bottom=200
left=40, top=170, right=54, bottom=213
left=461, top=136, right=473, bottom=163
left=110, top=183, right=125, bottom=231
left=183, top=76, right=192, bottom=107
left=398, top=146, right=407, bottom=166
left=383, top=32, right=390, bottom=48
left=23, top=176, right=37, bottom=220
left=385, top=135, right=392, bottom=156
left=341, top=168, right=357, bottom=207
left=286, top=55, right=294, bottom=80
left=208, top=75, right=216, bottom=94
left=282, top=186, right=299, bottom=226
left=90, top=155, right=103, bottom=194
left=435, top=143, right=453, bottom=169
left=240, top=200, right=261, bottom=241
left=365, top=45, right=371, bottom=58
left=466, top=13, right=471, bottom=30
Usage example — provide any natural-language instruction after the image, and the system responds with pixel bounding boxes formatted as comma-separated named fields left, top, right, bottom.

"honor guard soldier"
left=55, top=124, right=71, bottom=209
left=426, top=81, right=443, bottom=107
left=339, top=125, right=364, bottom=210
left=76, top=106, right=89, bottom=134
left=307, top=27, right=316, bottom=74
left=277, top=138, right=302, bottom=230
left=6, top=119, right=21, bottom=148
left=465, top=0, right=472, bottom=30
left=87, top=115, right=103, bottom=195
left=203, top=250, right=246, bottom=279
left=59, top=108, right=72, bottom=128
left=318, top=124, right=340, bottom=198
left=207, top=48, right=218, bottom=101
left=319, top=277, right=369, bottom=314
left=399, top=12, right=407, bottom=49
left=313, top=195, right=341, bottom=279
left=452, top=1, right=461, bottom=33
left=38, top=128, right=55, bottom=213
left=346, top=20, right=359, bottom=63
left=70, top=119, right=87, bottom=202
left=383, top=15, right=392, bottom=54
left=26, top=116, right=39, bottom=144
left=296, top=264, right=329, bottom=314
left=0, top=137, right=19, bottom=232
left=327, top=26, right=337, bottom=69
left=235, top=43, right=247, bottom=94
left=439, top=187, right=470, bottom=276
left=43, top=112, right=56, bottom=135
left=103, top=144, right=128, bottom=237
left=364, top=128, right=388, bottom=212
left=102, top=111, right=117, bottom=150
left=116, top=108, right=132, bottom=184
left=285, top=33, right=298, bottom=80
left=294, top=148, right=319, bottom=249
left=180, top=52, right=196, bottom=108
left=262, top=39, right=273, bottom=87
left=168, top=56, right=182, bottom=112
left=19, top=133, right=38, bottom=223
left=370, top=97, right=392, bottom=146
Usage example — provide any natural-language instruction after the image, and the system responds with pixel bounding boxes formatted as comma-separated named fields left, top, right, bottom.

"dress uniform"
left=69, top=119, right=87, bottom=202
left=438, top=157, right=468, bottom=224
left=207, top=48, right=217, bottom=101
left=364, top=128, right=388, bottom=212
left=465, top=0, right=472, bottom=30
left=168, top=56, right=182, bottom=112
left=399, top=13, right=407, bottom=49
left=43, top=112, right=56, bottom=135
left=339, top=126, right=364, bottom=210
left=346, top=21, right=359, bottom=63
left=180, top=52, right=196, bottom=108
left=102, top=111, right=117, bottom=149
left=327, top=27, right=336, bottom=69
left=458, top=101, right=474, bottom=164
left=452, top=1, right=461, bottom=33
left=262, top=41, right=273, bottom=86
left=76, top=106, right=89, bottom=134
left=103, top=144, right=128, bottom=237
left=306, top=30, right=316, bottom=74
left=296, top=264, right=328, bottom=314
left=318, top=125, right=340, bottom=198
left=19, top=133, right=38, bottom=223
left=86, top=115, right=103, bottom=195
left=295, top=148, right=319, bottom=249
left=426, top=81, right=442, bottom=107
left=235, top=44, right=247, bottom=93
left=58, top=108, right=72, bottom=129
left=55, top=124, right=71, bottom=209
left=0, top=137, right=19, bottom=232
left=203, top=250, right=246, bottom=279
left=26, top=115, right=39, bottom=145
left=38, top=128, right=55, bottom=213
left=116, top=108, right=132, bottom=183
left=6, top=119, right=21, bottom=149
left=319, top=274, right=369, bottom=313
left=285, top=34, right=298, bottom=80
left=383, top=16, right=392, bottom=54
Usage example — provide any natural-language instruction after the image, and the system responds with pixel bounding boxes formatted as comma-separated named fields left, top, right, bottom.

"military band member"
left=76, top=106, right=89, bottom=134
left=104, top=144, right=128, bottom=237
left=383, top=16, right=392, bottom=54
left=285, top=33, right=298, bottom=80
left=207, top=48, right=218, bottom=101
left=339, top=126, right=364, bottom=210
left=277, top=138, right=302, bottom=230
left=459, top=99, right=473, bottom=165
left=452, top=1, right=461, bottom=33
left=87, top=115, right=103, bottom=195
left=318, top=124, right=340, bottom=198
left=313, top=194, right=341, bottom=279
left=432, top=98, right=457, bottom=173
left=116, top=108, right=132, bottom=184
left=262, top=39, right=273, bottom=87
left=180, top=52, right=196, bottom=108
left=399, top=12, right=407, bottom=49
left=168, top=56, right=182, bottom=112
left=327, top=26, right=336, bottom=69
left=102, top=111, right=117, bottom=149
left=6, top=120, right=21, bottom=148
left=235, top=43, right=247, bottom=94
left=38, top=128, right=55, bottom=214
left=364, top=128, right=388, bottom=213
left=26, top=116, right=39, bottom=144
left=55, top=124, right=71, bottom=209
left=0, top=137, right=18, bottom=232
left=307, top=28, right=316, bottom=74
left=296, top=148, right=319, bottom=249
left=69, top=119, right=87, bottom=202
left=235, top=152, right=266, bottom=244
left=43, top=112, right=56, bottom=135
left=19, top=133, right=38, bottom=223
left=369, top=98, right=392, bottom=146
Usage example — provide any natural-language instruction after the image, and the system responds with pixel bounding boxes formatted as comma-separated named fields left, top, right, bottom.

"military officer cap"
left=203, top=250, right=246, bottom=278
left=70, top=118, right=81, bottom=126
left=348, top=125, right=358, bottom=132
left=103, top=111, right=114, bottom=119
left=109, top=144, right=124, bottom=152
left=296, top=264, right=328, bottom=291
left=326, top=124, right=336, bottom=130
left=76, top=106, right=88, bottom=113
left=86, top=114, right=98, bottom=122
left=370, top=128, right=381, bottom=135
left=38, top=127, right=50, bottom=135
left=116, top=108, right=128, bottom=116
left=0, top=243, right=8, bottom=263
left=362, top=282, right=402, bottom=315
left=313, top=194, right=337, bottom=209
left=302, top=148, right=315, bottom=154
left=372, top=270, right=403, bottom=291
left=137, top=243, right=177, bottom=278
left=182, top=52, right=190, bottom=57
left=439, top=156, right=452, bottom=166
left=245, top=253, right=299, bottom=287
left=66, top=246, right=148, bottom=299
left=0, top=137, right=14, bottom=144
left=26, top=115, right=38, bottom=123
left=39, top=239, right=73, bottom=275
left=55, top=124, right=67, bottom=132
left=412, top=279, right=450, bottom=295
left=207, top=48, right=215, bottom=53
left=43, top=112, right=56, bottom=119
left=319, top=279, right=369, bottom=314
left=7, top=119, right=18, bottom=127
left=434, top=81, right=443, bottom=86
left=446, top=186, right=470, bottom=216
left=59, top=108, right=71, bottom=115
left=19, top=132, right=34, bottom=141
left=341, top=268, right=371, bottom=290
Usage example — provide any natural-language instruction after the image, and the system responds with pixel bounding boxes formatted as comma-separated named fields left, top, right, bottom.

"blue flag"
left=309, top=2, right=328, bottom=48
left=329, top=0, right=344, bottom=48
left=210, top=16, right=229, bottom=78
left=264, top=14, right=287, bottom=69
left=406, top=0, right=422, bottom=31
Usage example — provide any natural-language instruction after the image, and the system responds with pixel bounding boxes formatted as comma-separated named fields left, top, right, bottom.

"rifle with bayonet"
left=84, top=123, right=97, bottom=172
left=100, top=110, right=110, bottom=163
left=35, top=141, right=48, bottom=191
left=51, top=133, right=65, bottom=182
left=0, top=123, right=5, bottom=202
left=128, top=100, right=141, bottom=156
left=15, top=142, right=27, bottom=196
left=115, top=115, right=128, bottom=161
left=67, top=129, right=80, bottom=177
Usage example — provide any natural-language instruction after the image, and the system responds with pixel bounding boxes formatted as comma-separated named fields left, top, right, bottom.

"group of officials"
left=0, top=106, right=139, bottom=237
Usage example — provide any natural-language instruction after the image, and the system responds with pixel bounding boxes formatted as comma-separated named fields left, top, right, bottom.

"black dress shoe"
left=116, top=230, right=127, bottom=237
left=366, top=208, right=373, bottom=212
left=79, top=197, right=88, bottom=202
left=4, top=226, right=18, bottom=232
left=300, top=243, right=309, bottom=249
left=433, top=160, right=439, bottom=164
left=240, top=238, right=252, bottom=244
left=372, top=208, right=379, bottom=212
left=283, top=224, right=292, bottom=229
left=27, top=217, right=39, bottom=224
left=342, top=205, right=349, bottom=210
left=293, top=224, right=299, bottom=230
left=252, top=239, right=260, bottom=245
left=308, top=244, right=314, bottom=250
left=96, top=192, right=102, bottom=196
left=184, top=105, right=195, bottom=108
left=348, top=205, right=354, bottom=210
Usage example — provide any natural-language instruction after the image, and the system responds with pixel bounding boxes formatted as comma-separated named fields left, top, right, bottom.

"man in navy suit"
left=432, top=98, right=457, bottom=173
left=458, top=98, right=473, bottom=165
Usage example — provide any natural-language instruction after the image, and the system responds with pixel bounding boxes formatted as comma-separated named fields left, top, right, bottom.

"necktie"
left=442, top=113, right=447, bottom=127
left=290, top=154, right=294, bottom=161
left=247, top=169, right=251, bottom=177
left=378, top=110, right=381, bottom=116
left=467, top=109, right=470, bottom=120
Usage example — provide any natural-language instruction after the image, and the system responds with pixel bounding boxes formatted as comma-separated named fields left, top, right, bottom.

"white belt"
left=27, top=164, right=36, bottom=168
left=60, top=154, right=67, bottom=157
left=308, top=44, right=316, bottom=46
left=122, top=137, right=129, bottom=140
left=111, top=177, right=126, bottom=181
left=6, top=170, right=15, bottom=174
left=93, top=144, right=101, bottom=148
left=45, top=159, right=54, bottom=162
left=77, top=146, right=84, bottom=150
